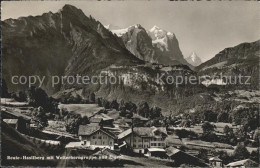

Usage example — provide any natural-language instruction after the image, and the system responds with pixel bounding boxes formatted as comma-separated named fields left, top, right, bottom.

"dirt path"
left=57, top=149, right=72, bottom=168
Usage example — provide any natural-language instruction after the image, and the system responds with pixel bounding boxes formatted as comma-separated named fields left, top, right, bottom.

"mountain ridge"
left=2, top=4, right=144, bottom=93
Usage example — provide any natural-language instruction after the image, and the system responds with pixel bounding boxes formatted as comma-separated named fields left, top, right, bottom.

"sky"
left=2, top=1, right=260, bottom=62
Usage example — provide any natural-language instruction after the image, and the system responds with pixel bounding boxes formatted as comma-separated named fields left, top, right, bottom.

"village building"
left=117, top=127, right=168, bottom=154
left=64, top=145, right=120, bottom=166
left=89, top=118, right=104, bottom=126
left=91, top=113, right=114, bottom=127
left=78, top=125, right=116, bottom=150
left=90, top=148, right=120, bottom=160
left=3, top=119, right=19, bottom=130
left=144, top=148, right=167, bottom=158
left=209, top=156, right=223, bottom=168
left=166, top=146, right=209, bottom=167
left=2, top=109, right=31, bottom=132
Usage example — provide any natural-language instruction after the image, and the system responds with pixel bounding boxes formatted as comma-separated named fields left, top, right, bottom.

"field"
left=58, top=104, right=104, bottom=117
left=1, top=122, right=59, bottom=167
left=1, top=98, right=28, bottom=106
left=43, top=120, right=76, bottom=138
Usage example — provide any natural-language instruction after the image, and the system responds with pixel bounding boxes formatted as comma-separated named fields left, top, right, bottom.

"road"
left=57, top=149, right=72, bottom=168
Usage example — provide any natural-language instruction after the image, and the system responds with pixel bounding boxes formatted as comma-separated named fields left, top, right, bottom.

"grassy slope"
left=1, top=122, right=57, bottom=167
left=58, top=104, right=104, bottom=117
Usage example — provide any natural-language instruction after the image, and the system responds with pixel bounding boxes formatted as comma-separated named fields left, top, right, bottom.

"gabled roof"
left=147, top=148, right=166, bottom=152
left=78, top=125, right=100, bottom=136
left=90, top=117, right=103, bottom=123
left=118, top=129, right=132, bottom=139
left=134, top=127, right=157, bottom=137
left=166, top=146, right=181, bottom=156
left=78, top=125, right=116, bottom=139
left=3, top=119, right=18, bottom=124
left=92, top=148, right=120, bottom=157
left=166, top=146, right=209, bottom=167
left=100, top=113, right=113, bottom=121
left=209, top=156, right=222, bottom=162
left=135, top=127, right=167, bottom=137
left=117, top=127, right=167, bottom=139
left=2, top=110, right=31, bottom=121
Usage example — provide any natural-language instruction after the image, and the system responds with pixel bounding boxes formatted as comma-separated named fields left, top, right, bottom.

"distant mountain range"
left=2, top=4, right=259, bottom=115
left=105, top=24, right=190, bottom=67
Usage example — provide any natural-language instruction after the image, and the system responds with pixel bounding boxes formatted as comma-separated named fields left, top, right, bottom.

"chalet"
left=78, top=125, right=116, bottom=150
left=209, top=156, right=223, bottom=168
left=144, top=148, right=167, bottom=158
left=91, top=148, right=120, bottom=160
left=3, top=119, right=19, bottom=129
left=90, top=118, right=103, bottom=126
left=166, top=146, right=208, bottom=167
left=117, top=127, right=167, bottom=153
left=91, top=113, right=114, bottom=127
left=226, top=159, right=259, bottom=168
left=1, top=110, right=31, bottom=132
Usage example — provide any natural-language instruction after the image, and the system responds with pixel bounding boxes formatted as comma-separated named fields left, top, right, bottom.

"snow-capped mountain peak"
left=104, top=23, right=188, bottom=66
left=150, top=25, right=160, bottom=32
left=185, top=52, right=202, bottom=66
left=148, top=26, right=175, bottom=40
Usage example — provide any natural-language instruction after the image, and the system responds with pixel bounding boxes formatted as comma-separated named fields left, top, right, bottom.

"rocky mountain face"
left=148, top=26, right=188, bottom=66
left=185, top=52, right=202, bottom=66
left=120, top=24, right=156, bottom=62
left=2, top=5, right=143, bottom=93
left=106, top=25, right=190, bottom=67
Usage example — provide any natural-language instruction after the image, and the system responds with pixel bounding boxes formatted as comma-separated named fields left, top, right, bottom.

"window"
left=95, top=141, right=97, bottom=145
left=133, top=144, right=136, bottom=148
left=92, top=136, right=96, bottom=139
left=110, top=142, right=112, bottom=145
left=84, top=141, right=87, bottom=145
left=98, top=136, right=102, bottom=139
left=138, top=145, right=142, bottom=148
left=103, top=141, right=105, bottom=145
